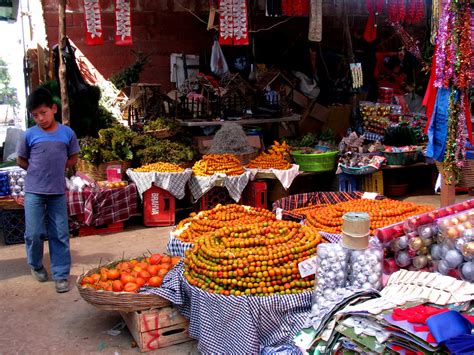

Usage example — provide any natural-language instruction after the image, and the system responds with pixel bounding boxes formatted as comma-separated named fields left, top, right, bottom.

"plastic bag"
left=210, top=40, right=229, bottom=77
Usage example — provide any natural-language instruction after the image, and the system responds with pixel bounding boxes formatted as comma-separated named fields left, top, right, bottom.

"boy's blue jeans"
left=24, top=192, right=70, bottom=280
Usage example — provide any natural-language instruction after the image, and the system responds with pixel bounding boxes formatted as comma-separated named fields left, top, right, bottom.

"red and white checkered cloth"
left=67, top=183, right=138, bottom=226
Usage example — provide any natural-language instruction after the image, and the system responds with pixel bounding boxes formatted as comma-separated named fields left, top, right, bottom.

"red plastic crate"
left=196, top=187, right=237, bottom=212
left=242, top=181, right=267, bottom=209
left=79, top=221, right=124, bottom=237
left=143, top=185, right=175, bottom=226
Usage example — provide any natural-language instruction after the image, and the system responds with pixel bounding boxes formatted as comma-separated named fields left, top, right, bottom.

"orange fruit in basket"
left=112, top=280, right=123, bottom=292
left=148, top=276, right=163, bottom=287
left=138, top=261, right=149, bottom=270
left=107, top=269, right=120, bottom=280
left=136, top=277, right=146, bottom=287
left=132, top=265, right=144, bottom=273
left=138, top=270, right=151, bottom=280
left=81, top=276, right=94, bottom=285
left=161, top=255, right=171, bottom=264
left=123, top=282, right=139, bottom=293
left=157, top=269, right=169, bottom=277
left=121, top=274, right=136, bottom=285
left=148, top=265, right=159, bottom=276
left=150, top=253, right=163, bottom=265
left=90, top=273, right=101, bottom=283
left=171, top=256, right=181, bottom=266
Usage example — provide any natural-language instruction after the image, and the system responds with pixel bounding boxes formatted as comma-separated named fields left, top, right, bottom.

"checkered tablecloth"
left=166, top=232, right=194, bottom=257
left=67, top=183, right=138, bottom=226
left=247, top=164, right=301, bottom=189
left=143, top=263, right=312, bottom=354
left=188, top=171, right=251, bottom=203
left=363, top=131, right=384, bottom=142
left=126, top=168, right=193, bottom=200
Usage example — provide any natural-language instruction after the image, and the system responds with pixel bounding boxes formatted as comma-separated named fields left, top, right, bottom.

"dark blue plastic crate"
left=1, top=209, right=25, bottom=245
left=338, top=173, right=361, bottom=192
left=0, top=171, right=10, bottom=196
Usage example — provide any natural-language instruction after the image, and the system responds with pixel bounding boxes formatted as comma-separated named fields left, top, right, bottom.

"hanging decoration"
left=308, top=0, right=322, bottom=42
left=350, top=63, right=363, bottom=89
left=389, top=22, right=422, bottom=61
left=266, top=0, right=282, bottom=17
left=83, top=0, right=104, bottom=45
left=405, top=0, right=425, bottom=25
left=363, top=0, right=384, bottom=42
left=282, top=0, right=310, bottom=17
left=115, top=0, right=132, bottom=46
left=431, top=0, right=441, bottom=44
left=219, top=0, right=249, bottom=46
left=425, top=0, right=473, bottom=184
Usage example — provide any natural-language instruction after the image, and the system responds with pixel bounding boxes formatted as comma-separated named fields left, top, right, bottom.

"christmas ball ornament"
left=419, top=225, right=434, bottom=239
left=19, top=191, right=25, bottom=197
left=408, top=237, right=423, bottom=251
left=396, top=251, right=412, bottom=267
left=13, top=185, right=21, bottom=194
left=412, top=256, right=428, bottom=269
left=437, top=260, right=451, bottom=275
left=431, top=244, right=442, bottom=260
left=445, top=250, right=464, bottom=268
left=420, top=237, right=433, bottom=247
left=20, top=170, right=27, bottom=178
left=398, top=235, right=409, bottom=249
left=419, top=246, right=430, bottom=255
left=17, top=178, right=24, bottom=186
left=463, top=229, right=474, bottom=239
left=460, top=262, right=474, bottom=282
left=462, top=242, right=474, bottom=258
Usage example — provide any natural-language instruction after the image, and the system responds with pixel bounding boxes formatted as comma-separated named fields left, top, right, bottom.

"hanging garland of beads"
left=434, top=0, right=473, bottom=183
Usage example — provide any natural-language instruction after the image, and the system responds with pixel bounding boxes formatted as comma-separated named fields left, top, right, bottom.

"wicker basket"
left=144, top=128, right=173, bottom=139
left=76, top=160, right=132, bottom=182
left=76, top=260, right=170, bottom=312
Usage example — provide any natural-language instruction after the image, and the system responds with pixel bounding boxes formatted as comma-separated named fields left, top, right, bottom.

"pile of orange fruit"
left=184, top=220, right=320, bottom=296
left=192, top=154, right=244, bottom=176
left=175, top=204, right=276, bottom=243
left=79, top=254, right=181, bottom=293
left=247, top=141, right=291, bottom=170
left=134, top=162, right=185, bottom=173
left=304, top=199, right=434, bottom=234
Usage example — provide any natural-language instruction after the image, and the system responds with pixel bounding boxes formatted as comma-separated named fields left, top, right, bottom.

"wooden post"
left=58, top=0, right=70, bottom=126
left=440, top=175, right=456, bottom=207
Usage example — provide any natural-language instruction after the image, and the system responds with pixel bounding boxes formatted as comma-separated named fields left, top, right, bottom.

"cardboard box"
left=121, top=307, right=192, bottom=352
left=299, top=102, right=329, bottom=135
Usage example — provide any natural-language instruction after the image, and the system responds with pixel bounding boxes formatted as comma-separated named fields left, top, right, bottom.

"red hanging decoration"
left=406, top=0, right=425, bottom=25
left=282, top=0, right=310, bottom=16
left=363, top=11, right=377, bottom=42
left=219, top=0, right=249, bottom=46
left=83, top=0, right=104, bottom=45
left=115, top=0, right=133, bottom=46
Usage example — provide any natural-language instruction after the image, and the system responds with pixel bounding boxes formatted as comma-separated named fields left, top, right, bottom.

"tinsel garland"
left=432, top=0, right=472, bottom=184
left=443, top=91, right=466, bottom=183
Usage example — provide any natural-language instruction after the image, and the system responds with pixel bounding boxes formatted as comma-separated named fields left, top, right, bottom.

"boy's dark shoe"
left=55, top=279, right=69, bottom=293
left=31, top=267, right=48, bottom=282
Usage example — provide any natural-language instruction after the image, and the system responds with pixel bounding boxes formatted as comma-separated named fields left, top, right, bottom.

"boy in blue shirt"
left=16, top=88, right=80, bottom=293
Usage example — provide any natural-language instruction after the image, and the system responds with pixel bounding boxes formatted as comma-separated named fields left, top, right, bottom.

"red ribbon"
left=83, top=0, right=104, bottom=45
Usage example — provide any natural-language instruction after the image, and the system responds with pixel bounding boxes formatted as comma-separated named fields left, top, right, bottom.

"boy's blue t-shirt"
left=16, top=124, right=80, bottom=195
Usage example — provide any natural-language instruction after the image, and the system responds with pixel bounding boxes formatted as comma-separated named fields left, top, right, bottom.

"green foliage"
left=135, top=139, right=195, bottom=165
left=37, top=80, right=118, bottom=136
left=383, top=123, right=418, bottom=147
left=143, top=117, right=179, bottom=132
left=110, top=51, right=150, bottom=90
left=0, top=57, right=20, bottom=113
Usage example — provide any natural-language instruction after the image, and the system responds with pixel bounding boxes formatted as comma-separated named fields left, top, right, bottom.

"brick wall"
left=41, top=0, right=213, bottom=91
left=40, top=0, right=424, bottom=91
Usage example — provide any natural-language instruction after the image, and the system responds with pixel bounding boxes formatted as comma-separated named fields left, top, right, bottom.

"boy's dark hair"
left=26, top=87, right=55, bottom=112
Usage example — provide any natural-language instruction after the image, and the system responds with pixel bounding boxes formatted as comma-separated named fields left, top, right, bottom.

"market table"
left=176, top=113, right=301, bottom=127
left=67, top=183, right=138, bottom=226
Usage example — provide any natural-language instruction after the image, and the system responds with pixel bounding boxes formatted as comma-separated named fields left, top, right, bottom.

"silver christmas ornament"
left=460, top=262, right=474, bottom=282
left=445, top=250, right=464, bottom=268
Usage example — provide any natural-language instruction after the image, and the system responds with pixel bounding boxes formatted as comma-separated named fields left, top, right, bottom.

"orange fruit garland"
left=303, top=199, right=434, bottom=234
left=192, top=154, right=245, bottom=176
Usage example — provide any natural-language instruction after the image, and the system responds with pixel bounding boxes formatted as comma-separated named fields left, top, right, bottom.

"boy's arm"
left=66, top=153, right=78, bottom=169
left=16, top=156, right=29, bottom=170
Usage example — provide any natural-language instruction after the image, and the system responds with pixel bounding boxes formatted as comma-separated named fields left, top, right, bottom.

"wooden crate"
left=361, top=171, right=384, bottom=195
left=120, top=307, right=192, bottom=352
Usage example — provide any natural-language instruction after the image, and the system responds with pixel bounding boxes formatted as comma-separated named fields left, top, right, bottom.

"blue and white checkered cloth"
left=144, top=263, right=312, bottom=354
left=363, top=132, right=384, bottom=142
left=319, top=232, right=343, bottom=243
left=188, top=171, right=251, bottom=203
left=166, top=233, right=194, bottom=257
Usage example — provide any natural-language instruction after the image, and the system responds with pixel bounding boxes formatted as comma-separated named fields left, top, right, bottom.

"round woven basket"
left=144, top=128, right=173, bottom=139
left=76, top=260, right=171, bottom=312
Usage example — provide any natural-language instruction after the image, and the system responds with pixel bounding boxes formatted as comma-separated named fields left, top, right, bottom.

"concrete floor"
left=0, top=193, right=472, bottom=354
left=0, top=225, right=197, bottom=354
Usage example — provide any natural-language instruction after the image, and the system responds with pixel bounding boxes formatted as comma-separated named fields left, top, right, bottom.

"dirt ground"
left=0, top=224, right=198, bottom=354
left=0, top=194, right=472, bottom=354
